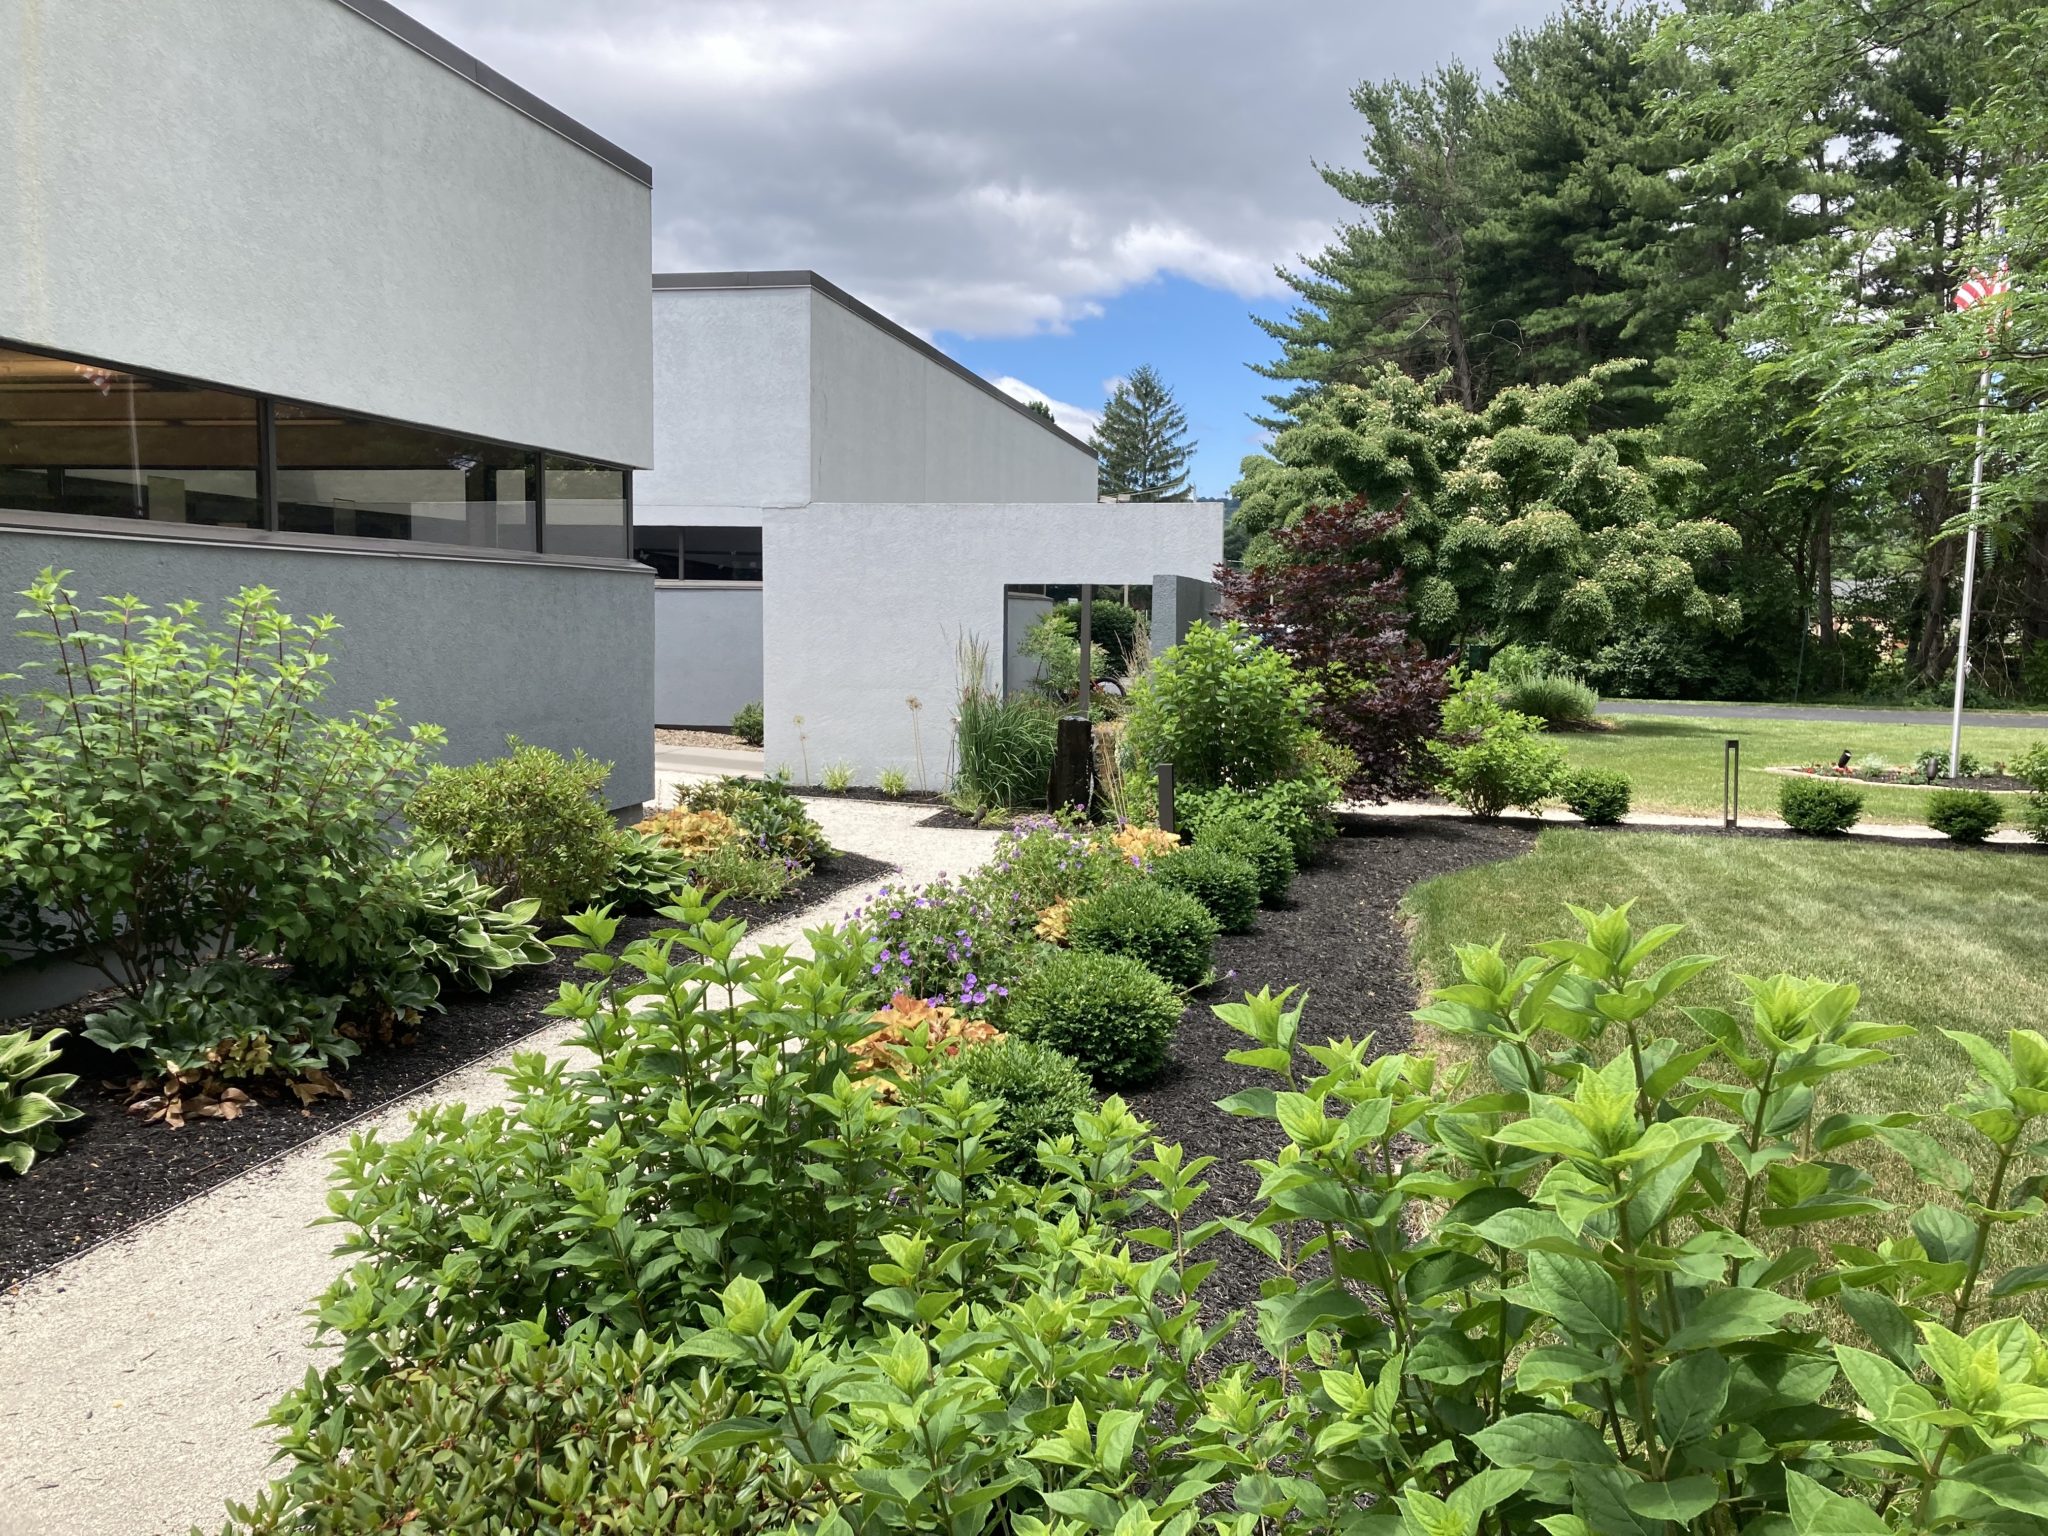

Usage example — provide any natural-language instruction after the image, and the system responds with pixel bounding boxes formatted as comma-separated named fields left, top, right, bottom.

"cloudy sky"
left=411, top=0, right=1553, bottom=494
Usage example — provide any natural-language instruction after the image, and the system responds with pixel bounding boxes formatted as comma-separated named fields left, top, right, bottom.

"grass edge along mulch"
left=0, top=852, right=895, bottom=1295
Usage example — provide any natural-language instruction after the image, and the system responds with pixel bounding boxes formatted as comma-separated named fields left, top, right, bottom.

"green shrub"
left=83, top=959, right=354, bottom=1084
left=0, top=569, right=439, bottom=1000
left=1124, top=620, right=1315, bottom=791
left=821, top=761, right=854, bottom=792
left=1180, top=772, right=1339, bottom=866
left=1425, top=669, right=1565, bottom=817
left=878, top=768, right=909, bottom=797
left=604, top=829, right=695, bottom=910
left=1926, top=787, right=2003, bottom=843
left=217, top=1336, right=826, bottom=1535
left=408, top=737, right=618, bottom=921
left=676, top=775, right=829, bottom=866
left=1193, top=808, right=1297, bottom=904
left=855, top=874, right=1033, bottom=1012
left=1005, top=947, right=1181, bottom=1087
left=949, top=1036, right=1096, bottom=1179
left=730, top=700, right=764, bottom=746
left=2014, top=743, right=2048, bottom=792
left=1915, top=745, right=1983, bottom=781
left=1559, top=766, right=1632, bottom=824
left=1779, top=774, right=1865, bottom=834
left=1, top=1028, right=81, bottom=1175
left=973, top=814, right=1136, bottom=912
left=1150, top=845, right=1261, bottom=933
left=1065, top=880, right=1218, bottom=990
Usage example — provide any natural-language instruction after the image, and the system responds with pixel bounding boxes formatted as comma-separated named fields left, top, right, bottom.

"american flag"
left=1954, top=264, right=2010, bottom=312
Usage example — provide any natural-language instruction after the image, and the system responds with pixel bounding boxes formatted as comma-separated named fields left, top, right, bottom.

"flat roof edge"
left=652, top=270, right=1098, bottom=456
left=332, top=0, right=653, bottom=187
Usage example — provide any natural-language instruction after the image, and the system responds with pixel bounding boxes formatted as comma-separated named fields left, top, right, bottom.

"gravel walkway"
left=0, top=801, right=1001, bottom=1536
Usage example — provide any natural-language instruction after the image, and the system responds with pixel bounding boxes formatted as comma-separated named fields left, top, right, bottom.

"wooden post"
left=1077, top=583, right=1093, bottom=713
left=1049, top=715, right=1093, bottom=815
left=1156, top=762, right=1175, bottom=834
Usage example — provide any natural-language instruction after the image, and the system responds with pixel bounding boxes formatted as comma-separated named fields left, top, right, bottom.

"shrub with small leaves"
left=1005, top=947, right=1181, bottom=1087
left=1, top=1028, right=81, bottom=1174
left=1150, top=844, right=1261, bottom=933
left=1914, top=745, right=1983, bottom=781
left=730, top=700, right=765, bottom=746
left=1425, top=669, right=1564, bottom=817
left=948, top=1036, right=1097, bottom=1178
left=1193, top=808, right=1296, bottom=904
left=1179, top=773, right=1339, bottom=865
left=1780, top=774, right=1865, bottom=834
left=1065, top=880, right=1218, bottom=989
left=1560, top=766, right=1632, bottom=825
left=1124, top=619, right=1316, bottom=792
left=1926, top=787, right=2003, bottom=843
left=407, top=737, right=618, bottom=921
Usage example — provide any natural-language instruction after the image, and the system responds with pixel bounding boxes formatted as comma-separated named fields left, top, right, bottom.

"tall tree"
left=1255, top=65, right=1498, bottom=415
left=1093, top=366, right=1196, bottom=500
left=1021, top=398, right=1055, bottom=422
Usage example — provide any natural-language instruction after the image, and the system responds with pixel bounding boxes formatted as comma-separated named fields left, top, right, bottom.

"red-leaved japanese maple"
left=1216, top=498, right=1448, bottom=801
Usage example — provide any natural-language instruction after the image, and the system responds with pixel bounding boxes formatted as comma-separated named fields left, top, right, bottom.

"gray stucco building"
left=1, top=0, right=657, bottom=810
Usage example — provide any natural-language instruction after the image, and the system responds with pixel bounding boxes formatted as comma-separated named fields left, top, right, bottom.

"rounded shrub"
left=1778, top=776, right=1864, bottom=836
left=408, top=737, right=618, bottom=920
left=1124, top=620, right=1314, bottom=791
left=1005, top=949, right=1181, bottom=1088
left=1194, top=809, right=1296, bottom=905
left=1065, top=880, right=1218, bottom=990
left=1925, top=788, right=2003, bottom=844
left=1150, top=845, right=1261, bottom=933
left=949, top=1036, right=1096, bottom=1178
left=730, top=701, right=764, bottom=746
left=1560, top=767, right=1631, bottom=825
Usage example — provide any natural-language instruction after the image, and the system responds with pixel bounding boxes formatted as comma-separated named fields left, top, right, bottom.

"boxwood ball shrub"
left=407, top=737, right=618, bottom=920
left=1064, top=879, right=1218, bottom=990
left=949, top=1036, right=1096, bottom=1179
left=1005, top=947, right=1180, bottom=1087
left=1559, top=766, right=1632, bottom=825
left=1779, top=774, right=1865, bottom=835
left=1194, top=807, right=1296, bottom=904
left=1150, top=844, right=1261, bottom=933
left=730, top=699, right=764, bottom=745
left=1180, top=774, right=1338, bottom=866
left=1926, top=787, right=2003, bottom=843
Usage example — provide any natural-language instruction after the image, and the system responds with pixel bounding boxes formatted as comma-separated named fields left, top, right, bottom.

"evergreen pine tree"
left=1022, top=398, right=1055, bottom=421
left=1092, top=366, right=1195, bottom=500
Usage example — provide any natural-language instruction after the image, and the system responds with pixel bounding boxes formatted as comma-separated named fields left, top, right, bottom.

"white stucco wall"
left=0, top=0, right=653, bottom=466
left=808, top=290, right=1097, bottom=503
left=762, top=502, right=1222, bottom=785
left=637, top=288, right=811, bottom=512
left=653, top=584, right=765, bottom=727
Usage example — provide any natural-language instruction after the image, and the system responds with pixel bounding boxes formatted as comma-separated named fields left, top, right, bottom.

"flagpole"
left=1947, top=360, right=1991, bottom=780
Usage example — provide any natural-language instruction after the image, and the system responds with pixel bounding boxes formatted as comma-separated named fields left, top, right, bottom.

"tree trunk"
left=1910, top=470, right=1957, bottom=685
left=1812, top=501, right=1836, bottom=650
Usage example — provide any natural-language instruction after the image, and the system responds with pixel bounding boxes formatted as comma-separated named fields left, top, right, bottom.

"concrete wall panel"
left=638, top=289, right=811, bottom=512
left=1, top=0, right=652, bottom=466
left=0, top=525, right=654, bottom=808
left=653, top=585, right=764, bottom=728
left=763, top=503, right=1220, bottom=784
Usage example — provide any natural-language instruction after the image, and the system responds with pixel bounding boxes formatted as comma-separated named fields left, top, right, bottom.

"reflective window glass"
left=275, top=403, right=535, bottom=550
left=681, top=525, right=762, bottom=581
left=0, top=345, right=261, bottom=526
left=632, top=525, right=680, bottom=579
left=544, top=457, right=628, bottom=559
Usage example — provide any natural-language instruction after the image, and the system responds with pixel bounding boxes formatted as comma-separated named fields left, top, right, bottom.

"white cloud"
left=407, top=0, right=1553, bottom=339
left=992, top=377, right=1099, bottom=439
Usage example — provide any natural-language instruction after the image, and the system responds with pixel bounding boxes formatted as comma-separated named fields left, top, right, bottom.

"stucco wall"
left=0, top=0, right=652, bottom=466
left=0, top=524, right=654, bottom=809
left=653, top=585, right=765, bottom=727
left=762, top=503, right=1221, bottom=784
left=808, top=291, right=1097, bottom=503
left=637, top=289, right=811, bottom=512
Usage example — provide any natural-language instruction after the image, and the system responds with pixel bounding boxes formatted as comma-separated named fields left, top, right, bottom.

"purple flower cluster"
left=849, top=876, right=1028, bottom=1014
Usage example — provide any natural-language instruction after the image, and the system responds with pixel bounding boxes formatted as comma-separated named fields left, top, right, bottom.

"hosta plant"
left=1, top=1027, right=81, bottom=1174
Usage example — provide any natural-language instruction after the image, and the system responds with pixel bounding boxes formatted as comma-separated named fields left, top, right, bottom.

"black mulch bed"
left=1118, top=818, right=1535, bottom=1367
left=790, top=784, right=948, bottom=808
left=0, top=851, right=895, bottom=1295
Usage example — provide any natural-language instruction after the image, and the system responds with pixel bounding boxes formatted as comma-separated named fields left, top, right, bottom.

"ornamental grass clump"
left=1064, top=880, right=1218, bottom=990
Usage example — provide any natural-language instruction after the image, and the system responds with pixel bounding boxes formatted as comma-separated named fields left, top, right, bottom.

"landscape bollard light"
left=1156, top=762, right=1175, bottom=835
left=1724, top=738, right=1740, bottom=829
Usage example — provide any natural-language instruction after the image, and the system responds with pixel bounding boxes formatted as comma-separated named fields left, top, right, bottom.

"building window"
left=0, top=344, right=262, bottom=528
left=543, top=457, right=629, bottom=560
left=0, top=340, right=636, bottom=561
left=632, top=525, right=762, bottom=581
left=275, top=403, right=536, bottom=550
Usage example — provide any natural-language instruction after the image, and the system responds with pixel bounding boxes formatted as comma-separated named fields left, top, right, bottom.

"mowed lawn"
left=1404, top=829, right=2048, bottom=1286
left=1558, top=714, right=2044, bottom=824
